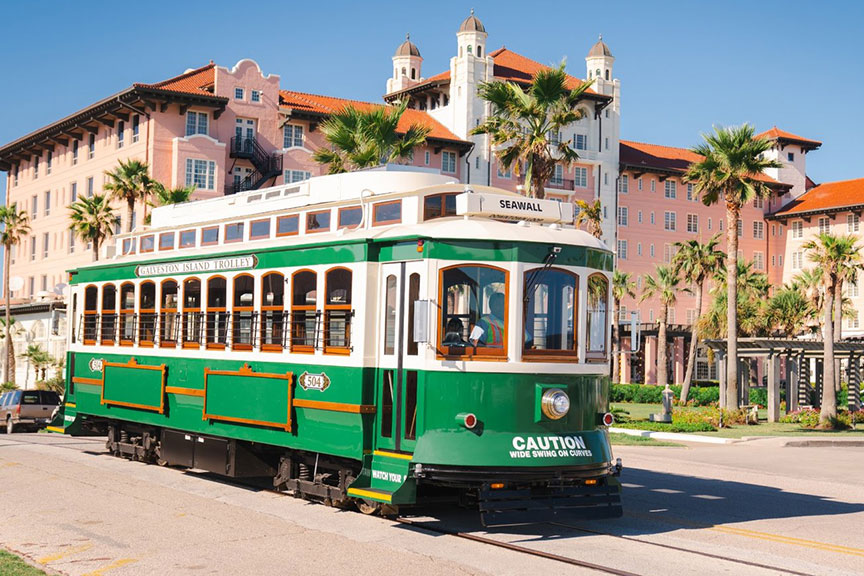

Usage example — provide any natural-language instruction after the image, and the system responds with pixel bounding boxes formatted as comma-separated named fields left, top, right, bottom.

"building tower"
left=386, top=34, right=423, bottom=94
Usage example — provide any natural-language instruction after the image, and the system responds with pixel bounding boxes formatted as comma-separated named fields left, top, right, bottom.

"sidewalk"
left=609, top=427, right=864, bottom=447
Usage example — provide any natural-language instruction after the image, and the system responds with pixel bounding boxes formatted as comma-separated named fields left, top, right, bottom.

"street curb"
left=609, top=427, right=736, bottom=444
left=780, top=439, right=864, bottom=448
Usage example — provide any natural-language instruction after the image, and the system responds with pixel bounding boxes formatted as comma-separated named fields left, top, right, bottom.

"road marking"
left=82, top=558, right=138, bottom=575
left=38, top=543, right=93, bottom=563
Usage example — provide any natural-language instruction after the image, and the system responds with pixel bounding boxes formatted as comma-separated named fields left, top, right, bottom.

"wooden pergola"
left=703, top=338, right=863, bottom=421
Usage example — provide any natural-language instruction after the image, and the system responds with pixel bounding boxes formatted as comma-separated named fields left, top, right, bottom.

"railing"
left=227, top=136, right=283, bottom=195
left=545, top=178, right=575, bottom=191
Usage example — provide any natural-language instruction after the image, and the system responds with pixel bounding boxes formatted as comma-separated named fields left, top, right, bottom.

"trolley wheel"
left=356, top=499, right=381, bottom=515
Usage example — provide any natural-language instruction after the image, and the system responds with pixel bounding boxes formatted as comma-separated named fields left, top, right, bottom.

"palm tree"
left=802, top=233, right=864, bottom=424
left=574, top=199, right=603, bottom=238
left=21, top=344, right=50, bottom=386
left=0, top=204, right=30, bottom=384
left=313, top=99, right=431, bottom=174
left=104, top=159, right=150, bottom=233
left=472, top=62, right=593, bottom=199
left=672, top=235, right=725, bottom=402
left=685, top=125, right=781, bottom=408
left=68, top=194, right=117, bottom=262
left=153, top=183, right=196, bottom=207
left=767, top=286, right=812, bottom=337
left=611, top=270, right=636, bottom=383
left=640, top=265, right=681, bottom=388
left=0, top=317, right=21, bottom=385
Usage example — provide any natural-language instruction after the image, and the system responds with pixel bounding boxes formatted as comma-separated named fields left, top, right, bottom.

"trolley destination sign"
left=456, top=191, right=574, bottom=223
left=135, top=255, right=258, bottom=278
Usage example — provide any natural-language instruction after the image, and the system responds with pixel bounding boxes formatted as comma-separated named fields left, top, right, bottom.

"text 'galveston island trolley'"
left=52, top=166, right=622, bottom=526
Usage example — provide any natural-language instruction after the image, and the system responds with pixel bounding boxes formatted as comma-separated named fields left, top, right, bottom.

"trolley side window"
left=232, top=274, right=255, bottom=350
left=160, top=279, right=179, bottom=347
left=139, top=281, right=156, bottom=346
left=523, top=268, right=578, bottom=359
left=83, top=285, right=98, bottom=345
left=291, top=270, right=317, bottom=353
left=586, top=274, right=609, bottom=361
left=423, top=193, right=458, bottom=221
left=439, top=265, right=508, bottom=358
left=261, top=272, right=285, bottom=352
left=119, top=282, right=135, bottom=346
left=183, top=278, right=202, bottom=348
left=206, top=276, right=228, bottom=349
left=383, top=274, right=397, bottom=355
left=324, top=268, right=352, bottom=354
left=100, top=284, right=117, bottom=346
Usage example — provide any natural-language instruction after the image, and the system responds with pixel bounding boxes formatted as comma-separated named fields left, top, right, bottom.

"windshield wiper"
left=523, top=246, right=561, bottom=304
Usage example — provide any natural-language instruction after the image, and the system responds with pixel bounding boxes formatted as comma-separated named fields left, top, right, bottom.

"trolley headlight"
left=541, top=388, right=570, bottom=420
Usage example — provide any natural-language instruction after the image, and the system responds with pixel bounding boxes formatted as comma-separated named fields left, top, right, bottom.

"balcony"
left=227, top=136, right=283, bottom=194
left=545, top=178, right=575, bottom=191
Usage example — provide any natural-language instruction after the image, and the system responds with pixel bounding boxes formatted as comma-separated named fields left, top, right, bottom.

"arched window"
left=138, top=281, right=156, bottom=347
left=383, top=275, right=397, bottom=356
left=206, top=277, right=228, bottom=349
left=83, top=285, right=98, bottom=345
left=439, top=264, right=508, bottom=358
left=261, top=272, right=285, bottom=352
left=101, top=284, right=117, bottom=346
left=291, top=270, right=317, bottom=353
left=119, top=283, right=135, bottom=346
left=605, top=69, right=610, bottom=80
left=588, top=70, right=592, bottom=79
left=407, top=273, right=420, bottom=356
left=324, top=267, right=352, bottom=354
left=586, top=274, right=609, bottom=360
left=410, top=68, right=416, bottom=80
left=183, top=278, right=202, bottom=348
left=596, top=68, right=601, bottom=78
left=467, top=45, right=472, bottom=55
left=160, top=279, right=179, bottom=347
left=401, top=67, right=406, bottom=77
left=523, top=268, right=578, bottom=359
left=232, top=274, right=255, bottom=350
left=477, top=45, right=482, bottom=57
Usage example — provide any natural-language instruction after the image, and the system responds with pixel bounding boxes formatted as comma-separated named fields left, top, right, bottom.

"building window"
left=185, top=111, right=208, bottom=136
left=132, top=115, right=140, bottom=143
left=424, top=151, right=430, bottom=165
left=686, top=309, right=696, bottom=325
left=637, top=242, right=642, bottom=256
left=86, top=177, right=94, bottom=197
left=687, top=183, right=694, bottom=201
left=574, top=134, right=587, bottom=150
left=44, top=191, right=51, bottom=216
left=72, top=140, right=79, bottom=164
left=117, top=121, right=125, bottom=148
left=848, top=213, right=860, bottom=233
left=849, top=310, right=860, bottom=330
left=664, top=211, right=676, bottom=231
left=663, top=243, right=678, bottom=264
left=33, top=156, right=39, bottom=179
left=792, top=220, right=803, bottom=238
left=753, top=221, right=764, bottom=239
left=442, top=151, right=457, bottom=173
left=574, top=167, right=588, bottom=188
left=496, top=162, right=512, bottom=179
left=753, top=197, right=764, bottom=209
left=550, top=165, right=564, bottom=186
left=617, top=239, right=628, bottom=260
left=235, top=87, right=244, bottom=100
left=687, top=213, right=698, bottom=233
left=650, top=179, right=656, bottom=193
left=617, top=206, right=628, bottom=226
left=185, top=159, right=216, bottom=190
left=849, top=276, right=860, bottom=298
left=42, top=233, right=49, bottom=259
left=620, top=174, right=628, bottom=194
left=650, top=211, right=655, bottom=225
left=664, top=180, right=676, bottom=199
left=283, top=125, right=303, bottom=148
left=46, top=151, right=52, bottom=175
left=284, top=170, right=311, bottom=183
left=737, top=220, right=743, bottom=237
left=31, top=195, right=37, bottom=219
left=787, top=152, right=795, bottom=162
left=604, top=172, right=608, bottom=185
left=637, top=210, right=643, bottom=224
left=251, top=90, right=261, bottom=102
left=637, top=177, right=643, bottom=191
left=754, top=251, right=764, bottom=270
left=792, top=250, right=804, bottom=270
left=818, top=217, right=830, bottom=235
left=88, top=133, right=95, bottom=158
left=30, top=236, right=36, bottom=261
left=649, top=244, right=655, bottom=257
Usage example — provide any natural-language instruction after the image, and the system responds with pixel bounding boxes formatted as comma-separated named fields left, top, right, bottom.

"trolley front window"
left=586, top=274, right=609, bottom=361
left=523, top=268, right=577, bottom=359
left=440, top=265, right=508, bottom=358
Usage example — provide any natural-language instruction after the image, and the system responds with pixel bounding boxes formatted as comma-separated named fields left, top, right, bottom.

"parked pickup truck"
left=0, top=390, right=61, bottom=433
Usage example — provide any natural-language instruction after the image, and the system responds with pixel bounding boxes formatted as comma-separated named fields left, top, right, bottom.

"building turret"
left=586, top=34, right=614, bottom=84
left=387, top=34, right=423, bottom=94
left=457, top=8, right=487, bottom=59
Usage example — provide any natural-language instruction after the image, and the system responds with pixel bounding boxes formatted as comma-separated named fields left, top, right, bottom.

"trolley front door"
left=376, top=261, right=425, bottom=454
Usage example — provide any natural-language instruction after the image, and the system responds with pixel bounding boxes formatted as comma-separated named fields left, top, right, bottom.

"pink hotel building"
left=2, top=12, right=861, bottom=384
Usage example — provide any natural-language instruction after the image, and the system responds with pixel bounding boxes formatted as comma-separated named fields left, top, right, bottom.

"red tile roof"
left=772, top=178, right=864, bottom=217
left=279, top=90, right=468, bottom=144
left=385, top=47, right=600, bottom=98
left=756, top=126, right=822, bottom=149
left=134, top=63, right=216, bottom=96
left=620, top=140, right=783, bottom=186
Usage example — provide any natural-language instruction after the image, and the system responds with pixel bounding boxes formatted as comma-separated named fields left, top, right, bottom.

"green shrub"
left=780, top=408, right=821, bottom=428
left=828, top=412, right=852, bottom=430
left=610, top=406, right=631, bottom=424
left=612, top=383, right=719, bottom=407
left=0, top=382, right=18, bottom=393
left=852, top=410, right=864, bottom=424
left=616, top=420, right=715, bottom=433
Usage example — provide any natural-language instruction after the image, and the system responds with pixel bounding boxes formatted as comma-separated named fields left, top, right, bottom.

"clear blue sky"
left=1, top=0, right=862, bottom=199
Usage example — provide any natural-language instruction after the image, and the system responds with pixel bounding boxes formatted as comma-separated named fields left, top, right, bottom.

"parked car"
left=0, top=390, right=61, bottom=433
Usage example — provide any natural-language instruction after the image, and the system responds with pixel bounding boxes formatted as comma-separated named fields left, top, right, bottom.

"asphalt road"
left=1, top=433, right=862, bottom=576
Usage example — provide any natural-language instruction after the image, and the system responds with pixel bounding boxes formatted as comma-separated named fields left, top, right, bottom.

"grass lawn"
left=612, top=402, right=864, bottom=438
left=0, top=550, right=46, bottom=576
left=609, top=432, right=683, bottom=447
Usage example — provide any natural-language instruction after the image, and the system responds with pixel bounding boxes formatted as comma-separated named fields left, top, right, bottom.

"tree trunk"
left=821, top=282, right=837, bottom=423
left=532, top=173, right=545, bottom=200
left=725, top=203, right=739, bottom=409
left=127, top=197, right=135, bottom=233
left=3, top=243, right=12, bottom=384
left=833, top=285, right=842, bottom=393
left=93, top=237, right=100, bottom=262
left=657, top=307, right=668, bottom=387
left=680, top=281, right=703, bottom=402
left=612, top=297, right=619, bottom=383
